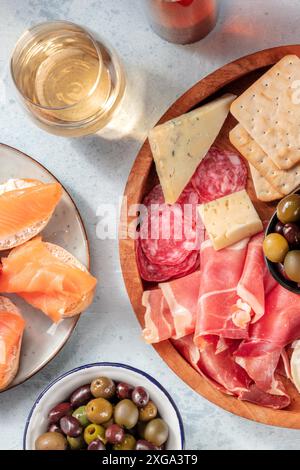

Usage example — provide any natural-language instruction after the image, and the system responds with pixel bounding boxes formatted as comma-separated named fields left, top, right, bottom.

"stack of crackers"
left=229, top=55, right=300, bottom=202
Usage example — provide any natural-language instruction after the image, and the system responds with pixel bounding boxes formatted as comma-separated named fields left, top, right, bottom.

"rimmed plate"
left=120, top=45, right=300, bottom=429
left=0, top=143, right=90, bottom=391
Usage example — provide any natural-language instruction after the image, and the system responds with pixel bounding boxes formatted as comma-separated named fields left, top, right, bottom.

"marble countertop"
left=1, top=0, right=300, bottom=450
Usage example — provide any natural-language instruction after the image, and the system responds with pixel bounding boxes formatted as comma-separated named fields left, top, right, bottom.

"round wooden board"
left=120, top=45, right=300, bottom=429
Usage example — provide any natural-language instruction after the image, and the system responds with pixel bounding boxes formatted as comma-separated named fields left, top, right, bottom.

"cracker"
left=249, top=164, right=283, bottom=202
left=229, top=124, right=300, bottom=195
left=230, top=55, right=300, bottom=170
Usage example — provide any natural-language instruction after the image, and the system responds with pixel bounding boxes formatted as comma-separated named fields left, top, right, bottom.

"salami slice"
left=140, top=184, right=201, bottom=266
left=191, top=147, right=248, bottom=204
left=136, top=240, right=200, bottom=283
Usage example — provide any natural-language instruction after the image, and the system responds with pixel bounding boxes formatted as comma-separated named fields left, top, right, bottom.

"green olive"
left=277, top=194, right=300, bottom=224
left=263, top=233, right=289, bottom=263
left=35, top=432, right=67, bottom=451
left=67, top=435, right=85, bottom=450
left=90, top=377, right=116, bottom=399
left=84, top=423, right=106, bottom=446
left=284, top=250, right=300, bottom=282
left=72, top=406, right=90, bottom=427
left=139, top=401, right=158, bottom=422
left=86, top=398, right=113, bottom=424
left=144, top=418, right=169, bottom=447
left=114, top=399, right=139, bottom=429
left=113, top=434, right=136, bottom=450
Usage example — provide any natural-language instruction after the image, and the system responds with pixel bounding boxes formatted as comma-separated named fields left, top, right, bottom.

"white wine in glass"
left=11, top=21, right=126, bottom=136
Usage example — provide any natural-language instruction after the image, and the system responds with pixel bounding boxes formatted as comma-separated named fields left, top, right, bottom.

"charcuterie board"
left=120, top=46, right=300, bottom=429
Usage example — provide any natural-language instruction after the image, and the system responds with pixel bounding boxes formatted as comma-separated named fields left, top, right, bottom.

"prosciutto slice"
left=197, top=336, right=251, bottom=395
left=172, top=335, right=290, bottom=409
left=159, top=270, right=200, bottom=338
left=171, top=335, right=230, bottom=394
left=236, top=232, right=265, bottom=323
left=236, top=232, right=277, bottom=323
left=142, top=271, right=200, bottom=343
left=194, top=238, right=250, bottom=345
left=236, top=284, right=300, bottom=395
left=142, top=289, right=175, bottom=343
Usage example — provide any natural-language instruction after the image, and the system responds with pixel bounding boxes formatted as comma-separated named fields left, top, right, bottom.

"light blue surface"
left=1, top=0, right=300, bottom=450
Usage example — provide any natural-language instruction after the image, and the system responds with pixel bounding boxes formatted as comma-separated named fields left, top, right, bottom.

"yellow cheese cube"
left=198, top=190, right=263, bottom=251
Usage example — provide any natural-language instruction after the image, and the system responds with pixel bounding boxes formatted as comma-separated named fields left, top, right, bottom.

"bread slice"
left=0, top=296, right=24, bottom=391
left=45, top=243, right=95, bottom=318
left=0, top=179, right=52, bottom=251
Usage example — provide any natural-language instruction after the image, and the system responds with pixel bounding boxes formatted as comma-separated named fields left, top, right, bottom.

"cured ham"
left=236, top=284, right=300, bottom=395
left=194, top=238, right=250, bottom=344
left=197, top=336, right=251, bottom=395
left=172, top=334, right=290, bottom=409
left=171, top=335, right=230, bottom=394
left=159, top=270, right=200, bottom=338
left=236, top=232, right=265, bottom=323
left=142, top=270, right=200, bottom=343
left=142, top=289, right=175, bottom=343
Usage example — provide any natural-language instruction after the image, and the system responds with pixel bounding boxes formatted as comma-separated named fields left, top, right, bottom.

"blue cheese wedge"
left=198, top=190, right=263, bottom=251
left=149, top=93, right=236, bottom=204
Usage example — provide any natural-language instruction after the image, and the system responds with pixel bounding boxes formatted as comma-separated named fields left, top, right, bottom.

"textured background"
left=1, top=0, right=300, bottom=450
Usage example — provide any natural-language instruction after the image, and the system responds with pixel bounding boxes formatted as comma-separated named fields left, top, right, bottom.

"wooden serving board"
left=120, top=46, right=300, bottom=429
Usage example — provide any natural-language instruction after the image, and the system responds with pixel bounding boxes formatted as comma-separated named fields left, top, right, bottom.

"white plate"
left=0, top=143, right=90, bottom=391
left=24, top=363, right=185, bottom=450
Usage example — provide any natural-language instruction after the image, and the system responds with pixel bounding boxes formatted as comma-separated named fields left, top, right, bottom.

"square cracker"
left=231, top=55, right=300, bottom=170
left=229, top=124, right=300, bottom=195
left=249, top=164, right=283, bottom=202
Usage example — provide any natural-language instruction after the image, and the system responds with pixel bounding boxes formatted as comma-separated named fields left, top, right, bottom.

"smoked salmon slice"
left=0, top=296, right=25, bottom=391
left=0, top=180, right=62, bottom=248
left=0, top=237, right=97, bottom=323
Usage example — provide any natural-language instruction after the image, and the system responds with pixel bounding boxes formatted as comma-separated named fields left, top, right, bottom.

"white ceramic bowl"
left=24, top=363, right=185, bottom=450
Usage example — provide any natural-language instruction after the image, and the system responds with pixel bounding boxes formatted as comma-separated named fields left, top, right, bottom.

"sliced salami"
left=140, top=211, right=191, bottom=265
left=136, top=240, right=200, bottom=283
left=139, top=184, right=201, bottom=266
left=191, top=147, right=248, bottom=204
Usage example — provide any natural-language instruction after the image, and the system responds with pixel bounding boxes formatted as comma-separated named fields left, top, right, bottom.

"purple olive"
left=105, top=424, right=125, bottom=445
left=116, top=382, right=134, bottom=400
left=88, top=439, right=106, bottom=450
left=283, top=223, right=300, bottom=246
left=48, top=402, right=72, bottom=424
left=70, top=384, right=93, bottom=408
left=48, top=423, right=63, bottom=434
left=135, top=439, right=157, bottom=450
left=132, top=387, right=149, bottom=408
left=275, top=221, right=285, bottom=235
left=60, top=416, right=82, bottom=437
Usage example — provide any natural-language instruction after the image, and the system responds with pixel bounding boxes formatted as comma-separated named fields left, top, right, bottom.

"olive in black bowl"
left=264, top=192, right=300, bottom=293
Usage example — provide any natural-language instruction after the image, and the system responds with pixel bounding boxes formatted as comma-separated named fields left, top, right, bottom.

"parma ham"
left=142, top=289, right=175, bottom=344
left=194, top=238, right=251, bottom=344
left=159, top=270, right=200, bottom=338
left=142, top=271, right=200, bottom=343
left=236, top=284, right=300, bottom=395
left=236, top=232, right=265, bottom=323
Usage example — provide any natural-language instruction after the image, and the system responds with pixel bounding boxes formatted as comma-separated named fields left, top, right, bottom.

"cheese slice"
left=198, top=189, right=263, bottom=251
left=149, top=93, right=236, bottom=204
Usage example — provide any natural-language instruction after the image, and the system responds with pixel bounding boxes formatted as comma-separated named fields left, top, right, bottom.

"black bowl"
left=265, top=212, right=300, bottom=294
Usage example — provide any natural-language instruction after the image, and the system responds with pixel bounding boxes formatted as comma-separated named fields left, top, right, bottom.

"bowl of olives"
left=23, top=363, right=184, bottom=450
left=264, top=193, right=300, bottom=293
